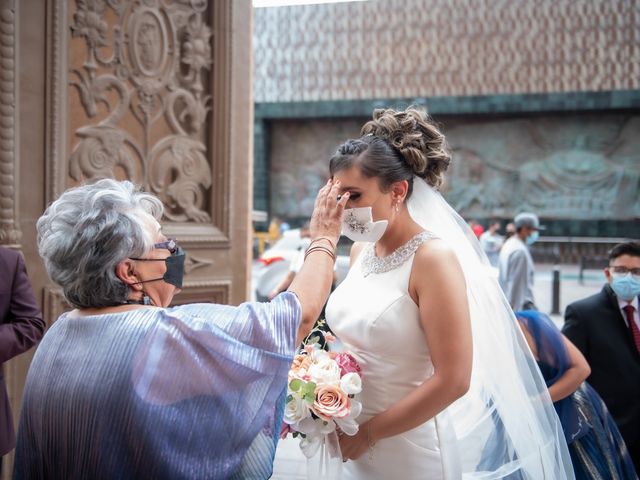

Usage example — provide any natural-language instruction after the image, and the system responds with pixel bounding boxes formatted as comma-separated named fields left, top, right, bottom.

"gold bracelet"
left=306, top=244, right=336, bottom=257
left=303, top=246, right=336, bottom=262
left=304, top=245, right=336, bottom=260
left=309, top=236, right=337, bottom=251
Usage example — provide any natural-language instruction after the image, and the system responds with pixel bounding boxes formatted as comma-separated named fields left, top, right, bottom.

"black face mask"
left=129, top=246, right=186, bottom=289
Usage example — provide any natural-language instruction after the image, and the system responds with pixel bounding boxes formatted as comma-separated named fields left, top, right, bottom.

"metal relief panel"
left=254, top=0, right=640, bottom=102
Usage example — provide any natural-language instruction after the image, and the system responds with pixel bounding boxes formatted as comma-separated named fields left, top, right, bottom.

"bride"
left=324, top=107, right=574, bottom=479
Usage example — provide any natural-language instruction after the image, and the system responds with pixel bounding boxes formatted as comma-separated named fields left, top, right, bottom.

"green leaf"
left=303, top=392, right=315, bottom=404
left=289, top=379, right=302, bottom=392
left=302, top=382, right=316, bottom=395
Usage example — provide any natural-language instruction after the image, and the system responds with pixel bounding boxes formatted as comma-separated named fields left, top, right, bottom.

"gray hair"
left=37, top=179, right=164, bottom=309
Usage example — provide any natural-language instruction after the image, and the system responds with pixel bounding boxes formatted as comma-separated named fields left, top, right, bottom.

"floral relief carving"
left=183, top=252, right=213, bottom=275
left=68, top=0, right=213, bottom=223
left=0, top=0, right=21, bottom=246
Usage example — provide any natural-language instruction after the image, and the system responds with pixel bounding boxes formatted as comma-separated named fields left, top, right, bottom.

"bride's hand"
left=337, top=423, right=370, bottom=462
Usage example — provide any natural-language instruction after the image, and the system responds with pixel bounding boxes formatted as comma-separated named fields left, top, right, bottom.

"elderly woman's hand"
left=287, top=179, right=349, bottom=343
left=309, top=179, right=349, bottom=246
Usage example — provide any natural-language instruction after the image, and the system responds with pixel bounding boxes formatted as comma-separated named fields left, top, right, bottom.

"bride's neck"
left=375, top=217, right=423, bottom=257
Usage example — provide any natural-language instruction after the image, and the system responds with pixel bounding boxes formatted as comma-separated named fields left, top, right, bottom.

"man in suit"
left=563, top=241, right=640, bottom=469
left=0, top=246, right=44, bottom=469
left=498, top=212, right=544, bottom=310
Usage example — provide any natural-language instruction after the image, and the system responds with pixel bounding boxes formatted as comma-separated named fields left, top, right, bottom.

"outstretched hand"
left=309, top=179, right=349, bottom=245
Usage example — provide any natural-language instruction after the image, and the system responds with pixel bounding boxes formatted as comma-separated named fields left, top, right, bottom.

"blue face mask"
left=611, top=273, right=640, bottom=302
left=526, top=230, right=539, bottom=246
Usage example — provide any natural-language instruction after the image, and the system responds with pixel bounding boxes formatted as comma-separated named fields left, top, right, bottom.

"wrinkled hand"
left=338, top=423, right=370, bottom=462
left=309, top=179, right=349, bottom=245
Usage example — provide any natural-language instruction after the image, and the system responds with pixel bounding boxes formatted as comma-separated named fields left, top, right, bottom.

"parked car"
left=253, top=229, right=352, bottom=301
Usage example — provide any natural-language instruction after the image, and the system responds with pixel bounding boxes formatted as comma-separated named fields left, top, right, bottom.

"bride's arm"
left=339, top=240, right=472, bottom=460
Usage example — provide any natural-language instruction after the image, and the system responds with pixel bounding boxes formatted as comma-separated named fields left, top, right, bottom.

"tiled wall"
left=255, top=0, right=639, bottom=102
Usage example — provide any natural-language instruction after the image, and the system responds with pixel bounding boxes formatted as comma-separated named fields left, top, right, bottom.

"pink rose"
left=335, top=352, right=362, bottom=378
left=311, top=384, right=351, bottom=421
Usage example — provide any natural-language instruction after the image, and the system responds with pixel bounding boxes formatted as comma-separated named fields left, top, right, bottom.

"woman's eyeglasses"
left=153, top=239, right=179, bottom=254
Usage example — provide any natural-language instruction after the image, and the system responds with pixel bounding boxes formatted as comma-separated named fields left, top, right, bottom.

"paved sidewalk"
left=270, top=262, right=606, bottom=478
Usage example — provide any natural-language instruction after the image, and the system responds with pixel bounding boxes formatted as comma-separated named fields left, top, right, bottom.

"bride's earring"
left=394, top=201, right=400, bottom=213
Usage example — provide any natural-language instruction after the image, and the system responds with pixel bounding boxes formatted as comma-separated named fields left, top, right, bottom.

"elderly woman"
left=14, top=178, right=347, bottom=479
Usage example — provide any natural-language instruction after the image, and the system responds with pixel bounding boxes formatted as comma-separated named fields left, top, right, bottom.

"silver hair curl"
left=37, top=179, right=164, bottom=309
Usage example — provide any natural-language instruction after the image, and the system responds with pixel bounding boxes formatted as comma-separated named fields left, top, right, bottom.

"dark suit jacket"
left=0, top=247, right=44, bottom=456
left=562, top=284, right=640, bottom=458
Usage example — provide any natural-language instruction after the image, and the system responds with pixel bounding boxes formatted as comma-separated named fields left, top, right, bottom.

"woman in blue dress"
left=516, top=310, right=638, bottom=479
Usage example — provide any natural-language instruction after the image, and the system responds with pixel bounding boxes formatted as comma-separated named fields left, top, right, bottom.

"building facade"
left=254, top=0, right=640, bottom=252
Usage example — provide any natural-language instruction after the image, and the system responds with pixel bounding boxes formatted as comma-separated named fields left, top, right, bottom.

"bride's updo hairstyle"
left=329, top=107, right=450, bottom=198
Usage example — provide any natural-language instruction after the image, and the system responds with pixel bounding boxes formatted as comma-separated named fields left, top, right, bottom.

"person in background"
left=504, top=222, right=516, bottom=240
left=498, top=212, right=543, bottom=310
left=13, top=178, right=346, bottom=479
left=468, top=219, right=484, bottom=239
left=268, top=222, right=312, bottom=300
left=0, top=246, right=44, bottom=471
left=268, top=216, right=283, bottom=244
left=562, top=241, right=640, bottom=471
left=479, top=219, right=503, bottom=267
left=516, top=310, right=638, bottom=479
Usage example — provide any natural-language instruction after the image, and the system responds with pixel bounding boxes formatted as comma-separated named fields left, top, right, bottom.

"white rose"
left=340, top=372, right=362, bottom=395
left=283, top=395, right=310, bottom=425
left=308, top=357, right=341, bottom=386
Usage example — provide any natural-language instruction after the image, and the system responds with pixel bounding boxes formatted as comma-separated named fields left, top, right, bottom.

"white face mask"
left=341, top=207, right=388, bottom=243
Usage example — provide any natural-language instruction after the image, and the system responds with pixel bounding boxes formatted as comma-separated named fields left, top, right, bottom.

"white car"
left=253, top=229, right=351, bottom=301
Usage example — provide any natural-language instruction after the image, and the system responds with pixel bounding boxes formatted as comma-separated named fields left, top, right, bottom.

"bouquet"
left=281, top=320, right=363, bottom=461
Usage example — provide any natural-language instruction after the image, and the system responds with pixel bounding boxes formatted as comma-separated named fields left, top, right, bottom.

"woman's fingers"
left=335, top=191, right=349, bottom=216
left=314, top=179, right=332, bottom=210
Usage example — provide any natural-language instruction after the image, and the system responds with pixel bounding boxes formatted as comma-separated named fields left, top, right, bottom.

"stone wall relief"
left=269, top=115, right=640, bottom=222
left=443, top=116, right=639, bottom=219
left=68, top=0, right=213, bottom=223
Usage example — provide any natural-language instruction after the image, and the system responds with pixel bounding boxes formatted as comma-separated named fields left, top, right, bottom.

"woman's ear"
left=391, top=180, right=409, bottom=203
left=115, top=260, right=143, bottom=292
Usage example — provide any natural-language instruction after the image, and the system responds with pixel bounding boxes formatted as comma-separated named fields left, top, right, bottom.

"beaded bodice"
left=360, top=231, right=435, bottom=276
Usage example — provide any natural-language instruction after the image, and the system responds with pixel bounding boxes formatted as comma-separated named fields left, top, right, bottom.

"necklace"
left=360, top=231, right=435, bottom=276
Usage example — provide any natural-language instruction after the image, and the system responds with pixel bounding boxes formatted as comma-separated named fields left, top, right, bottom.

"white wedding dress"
left=325, top=231, right=461, bottom=479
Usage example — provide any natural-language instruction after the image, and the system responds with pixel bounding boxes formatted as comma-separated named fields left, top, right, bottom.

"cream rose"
left=311, top=384, right=351, bottom=421
left=283, top=394, right=310, bottom=425
left=339, top=372, right=362, bottom=395
left=307, top=356, right=341, bottom=386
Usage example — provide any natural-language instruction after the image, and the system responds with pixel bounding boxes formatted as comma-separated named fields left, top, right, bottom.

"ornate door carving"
left=1, top=2, right=251, bottom=477
left=45, top=0, right=252, bottom=317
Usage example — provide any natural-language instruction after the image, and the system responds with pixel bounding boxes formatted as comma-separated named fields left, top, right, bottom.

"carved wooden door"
left=2, top=1, right=252, bottom=477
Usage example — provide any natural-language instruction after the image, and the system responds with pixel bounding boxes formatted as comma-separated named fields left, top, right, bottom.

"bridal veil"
left=408, top=177, right=574, bottom=479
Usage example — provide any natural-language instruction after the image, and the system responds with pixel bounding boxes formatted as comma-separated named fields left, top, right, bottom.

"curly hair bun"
left=360, top=107, right=451, bottom=187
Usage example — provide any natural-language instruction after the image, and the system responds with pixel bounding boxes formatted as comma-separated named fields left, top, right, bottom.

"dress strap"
left=360, top=231, right=436, bottom=276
